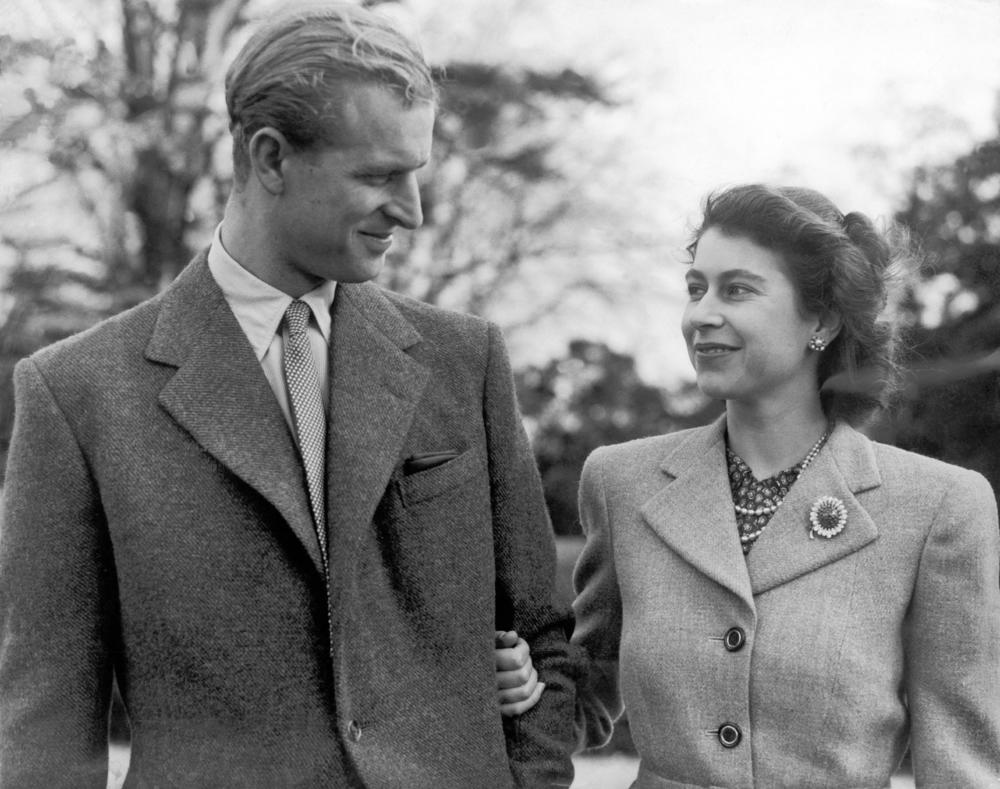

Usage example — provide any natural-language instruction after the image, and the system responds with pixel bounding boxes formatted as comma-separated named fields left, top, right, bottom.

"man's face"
left=265, top=82, right=435, bottom=295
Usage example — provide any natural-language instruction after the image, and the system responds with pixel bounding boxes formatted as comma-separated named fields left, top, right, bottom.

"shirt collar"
left=207, top=223, right=337, bottom=361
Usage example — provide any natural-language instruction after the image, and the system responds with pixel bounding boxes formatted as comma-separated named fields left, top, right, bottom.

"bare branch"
left=203, top=0, right=252, bottom=69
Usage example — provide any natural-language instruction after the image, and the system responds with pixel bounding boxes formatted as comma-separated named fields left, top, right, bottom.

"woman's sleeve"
left=905, top=468, right=1000, bottom=786
left=570, top=448, right=625, bottom=751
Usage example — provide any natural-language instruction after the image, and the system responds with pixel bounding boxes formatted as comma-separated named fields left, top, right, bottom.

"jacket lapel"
left=641, top=416, right=755, bottom=608
left=324, top=283, right=429, bottom=562
left=746, top=422, right=882, bottom=595
left=147, top=256, right=324, bottom=575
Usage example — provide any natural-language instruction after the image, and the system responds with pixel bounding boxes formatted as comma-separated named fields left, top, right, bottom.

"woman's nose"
left=686, top=292, right=724, bottom=328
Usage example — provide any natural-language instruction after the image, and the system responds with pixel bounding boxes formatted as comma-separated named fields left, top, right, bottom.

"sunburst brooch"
left=809, top=496, right=847, bottom=539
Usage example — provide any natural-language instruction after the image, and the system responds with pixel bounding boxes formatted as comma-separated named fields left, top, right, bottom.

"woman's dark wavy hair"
left=687, top=183, right=919, bottom=425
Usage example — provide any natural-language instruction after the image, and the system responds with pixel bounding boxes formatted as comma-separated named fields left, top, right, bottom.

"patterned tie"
left=282, top=300, right=327, bottom=553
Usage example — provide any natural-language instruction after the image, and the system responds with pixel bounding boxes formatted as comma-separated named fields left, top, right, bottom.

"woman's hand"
left=494, top=630, right=545, bottom=717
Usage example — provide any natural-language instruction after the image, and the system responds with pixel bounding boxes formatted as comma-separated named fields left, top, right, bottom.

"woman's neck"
left=725, top=397, right=830, bottom=479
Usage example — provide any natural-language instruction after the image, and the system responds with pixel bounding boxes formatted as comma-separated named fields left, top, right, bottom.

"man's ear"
left=248, top=127, right=291, bottom=195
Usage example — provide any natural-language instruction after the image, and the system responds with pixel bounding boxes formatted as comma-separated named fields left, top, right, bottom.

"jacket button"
left=724, top=626, right=746, bottom=652
left=347, top=720, right=363, bottom=743
left=718, top=722, right=742, bottom=748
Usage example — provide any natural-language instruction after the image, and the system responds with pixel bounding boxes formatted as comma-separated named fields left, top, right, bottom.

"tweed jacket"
left=571, top=416, right=1000, bottom=788
left=0, top=254, right=580, bottom=788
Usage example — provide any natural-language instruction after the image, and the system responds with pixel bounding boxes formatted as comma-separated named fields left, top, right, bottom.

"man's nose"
left=385, top=172, right=423, bottom=230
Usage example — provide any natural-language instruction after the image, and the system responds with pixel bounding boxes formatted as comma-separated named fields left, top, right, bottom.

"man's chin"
left=337, top=255, right=386, bottom=284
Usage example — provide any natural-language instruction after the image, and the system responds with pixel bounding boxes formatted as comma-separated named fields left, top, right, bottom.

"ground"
left=110, top=746, right=915, bottom=788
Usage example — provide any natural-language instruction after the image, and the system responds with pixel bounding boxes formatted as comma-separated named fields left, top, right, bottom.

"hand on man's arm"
left=482, top=322, right=585, bottom=787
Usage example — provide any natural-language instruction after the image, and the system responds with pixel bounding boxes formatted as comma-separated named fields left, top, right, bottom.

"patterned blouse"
left=726, top=447, right=805, bottom=555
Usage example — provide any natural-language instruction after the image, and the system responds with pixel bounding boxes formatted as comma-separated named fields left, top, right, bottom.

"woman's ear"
left=815, top=309, right=843, bottom=346
left=247, top=127, right=290, bottom=195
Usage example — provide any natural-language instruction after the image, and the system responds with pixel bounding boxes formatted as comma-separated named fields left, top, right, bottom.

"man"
left=0, top=4, right=579, bottom=786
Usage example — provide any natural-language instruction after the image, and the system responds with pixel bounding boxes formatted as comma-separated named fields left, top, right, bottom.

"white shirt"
left=207, top=224, right=337, bottom=430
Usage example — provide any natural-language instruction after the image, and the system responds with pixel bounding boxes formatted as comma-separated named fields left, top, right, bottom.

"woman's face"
left=682, top=227, right=824, bottom=409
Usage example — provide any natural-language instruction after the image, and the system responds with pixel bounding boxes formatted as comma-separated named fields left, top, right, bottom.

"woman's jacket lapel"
left=640, top=416, right=754, bottom=609
left=746, top=421, right=881, bottom=595
left=639, top=416, right=884, bottom=605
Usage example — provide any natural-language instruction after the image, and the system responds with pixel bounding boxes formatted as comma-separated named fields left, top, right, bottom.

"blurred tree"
left=516, top=339, right=721, bottom=535
left=0, top=0, right=621, bottom=476
left=0, top=0, right=253, bottom=474
left=877, top=123, right=1000, bottom=491
left=382, top=60, right=616, bottom=326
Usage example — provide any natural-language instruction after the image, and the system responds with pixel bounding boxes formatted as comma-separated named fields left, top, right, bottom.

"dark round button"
left=347, top=720, right=363, bottom=743
left=724, top=626, right=746, bottom=652
left=718, top=722, right=742, bottom=748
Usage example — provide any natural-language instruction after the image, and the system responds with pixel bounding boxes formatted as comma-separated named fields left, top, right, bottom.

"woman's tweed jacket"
left=572, top=416, right=1000, bottom=788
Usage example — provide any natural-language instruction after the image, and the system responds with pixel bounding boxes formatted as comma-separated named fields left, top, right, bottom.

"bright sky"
left=415, top=0, right=1000, bottom=214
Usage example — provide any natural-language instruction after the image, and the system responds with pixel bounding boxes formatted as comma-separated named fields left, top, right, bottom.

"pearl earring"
left=808, top=336, right=828, bottom=352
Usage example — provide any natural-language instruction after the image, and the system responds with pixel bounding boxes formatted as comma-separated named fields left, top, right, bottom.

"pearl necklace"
left=733, top=428, right=831, bottom=539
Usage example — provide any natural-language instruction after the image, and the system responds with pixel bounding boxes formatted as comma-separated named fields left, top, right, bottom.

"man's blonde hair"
left=225, top=2, right=437, bottom=185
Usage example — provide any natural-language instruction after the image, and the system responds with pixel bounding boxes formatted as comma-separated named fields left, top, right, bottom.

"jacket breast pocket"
left=395, top=448, right=484, bottom=508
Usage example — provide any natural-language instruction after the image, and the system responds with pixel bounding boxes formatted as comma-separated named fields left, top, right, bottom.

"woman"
left=500, top=184, right=1000, bottom=787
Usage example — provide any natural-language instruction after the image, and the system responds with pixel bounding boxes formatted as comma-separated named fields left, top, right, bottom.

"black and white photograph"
left=1, top=1, right=998, bottom=786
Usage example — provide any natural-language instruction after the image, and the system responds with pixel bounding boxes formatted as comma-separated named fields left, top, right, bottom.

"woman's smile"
left=692, top=341, right=740, bottom=358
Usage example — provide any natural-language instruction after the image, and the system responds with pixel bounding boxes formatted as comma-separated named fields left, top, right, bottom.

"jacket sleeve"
left=0, top=358, right=117, bottom=788
left=905, top=468, right=1000, bottom=786
left=570, top=448, right=623, bottom=751
left=482, top=322, right=584, bottom=788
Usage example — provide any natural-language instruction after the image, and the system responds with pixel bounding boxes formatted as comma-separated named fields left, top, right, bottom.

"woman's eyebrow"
left=720, top=268, right=768, bottom=285
left=686, top=268, right=768, bottom=285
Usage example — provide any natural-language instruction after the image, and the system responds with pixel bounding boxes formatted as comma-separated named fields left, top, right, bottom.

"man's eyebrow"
left=362, top=152, right=431, bottom=171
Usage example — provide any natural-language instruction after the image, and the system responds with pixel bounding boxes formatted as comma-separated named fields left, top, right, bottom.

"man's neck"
left=219, top=207, right=323, bottom=298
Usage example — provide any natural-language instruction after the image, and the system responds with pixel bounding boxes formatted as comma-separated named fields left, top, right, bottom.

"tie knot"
left=284, top=300, right=311, bottom=336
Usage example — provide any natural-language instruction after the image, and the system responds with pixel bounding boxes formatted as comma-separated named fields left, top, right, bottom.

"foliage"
left=516, top=339, right=721, bottom=535
left=0, top=0, right=252, bottom=474
left=878, top=124, right=1000, bottom=490
left=381, top=59, right=615, bottom=323
left=1, top=0, right=246, bottom=296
